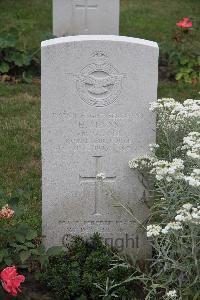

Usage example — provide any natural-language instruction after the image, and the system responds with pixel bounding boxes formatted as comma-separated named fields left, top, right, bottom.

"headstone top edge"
left=41, top=35, right=158, bottom=49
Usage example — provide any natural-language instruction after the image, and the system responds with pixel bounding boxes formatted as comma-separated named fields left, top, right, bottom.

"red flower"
left=176, top=17, right=193, bottom=29
left=0, top=266, right=25, bottom=296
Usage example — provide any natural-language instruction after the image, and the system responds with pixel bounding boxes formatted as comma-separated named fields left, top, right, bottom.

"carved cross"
left=74, top=0, right=98, bottom=32
left=80, top=156, right=116, bottom=215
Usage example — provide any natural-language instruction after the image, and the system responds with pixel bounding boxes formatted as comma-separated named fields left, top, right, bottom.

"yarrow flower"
left=147, top=225, right=162, bottom=237
left=182, top=203, right=193, bottom=211
left=96, top=173, right=106, bottom=180
left=184, top=169, right=200, bottom=187
left=182, top=132, right=200, bottom=159
left=176, top=17, right=193, bottom=29
left=128, top=155, right=155, bottom=170
left=147, top=204, right=200, bottom=238
left=150, top=98, right=180, bottom=113
left=149, top=143, right=159, bottom=152
left=161, top=222, right=183, bottom=234
left=0, top=266, right=25, bottom=296
left=166, top=289, right=177, bottom=298
left=175, top=203, right=200, bottom=224
left=150, top=98, right=200, bottom=131
left=148, top=221, right=183, bottom=237
left=0, top=204, right=15, bottom=219
left=150, top=158, right=184, bottom=182
left=176, top=99, right=200, bottom=121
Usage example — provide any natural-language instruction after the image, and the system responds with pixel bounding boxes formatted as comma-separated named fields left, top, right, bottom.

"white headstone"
left=53, top=0, right=120, bottom=36
left=41, top=36, right=158, bottom=258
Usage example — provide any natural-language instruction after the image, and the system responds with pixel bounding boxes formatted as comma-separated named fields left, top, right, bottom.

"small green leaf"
left=9, top=242, right=18, bottom=247
left=15, top=233, right=25, bottom=243
left=20, top=250, right=31, bottom=263
left=5, top=51, right=32, bottom=67
left=8, top=196, right=20, bottom=207
left=175, top=73, right=183, bottom=80
left=25, top=242, right=36, bottom=248
left=4, top=257, right=13, bottom=266
left=30, top=249, right=39, bottom=255
left=38, top=255, right=49, bottom=268
left=17, top=245, right=29, bottom=251
left=7, top=197, right=21, bottom=215
left=0, top=249, right=9, bottom=263
left=17, top=224, right=30, bottom=235
left=37, top=244, right=46, bottom=254
left=0, top=62, right=10, bottom=73
left=46, top=246, right=65, bottom=257
left=0, top=35, right=16, bottom=48
left=10, top=243, right=28, bottom=251
left=22, top=71, right=33, bottom=83
left=0, top=189, right=5, bottom=198
left=26, top=229, right=38, bottom=241
left=180, top=57, right=189, bottom=65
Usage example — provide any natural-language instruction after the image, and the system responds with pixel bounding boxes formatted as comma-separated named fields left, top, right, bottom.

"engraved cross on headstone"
left=80, top=156, right=116, bottom=215
left=74, top=0, right=98, bottom=33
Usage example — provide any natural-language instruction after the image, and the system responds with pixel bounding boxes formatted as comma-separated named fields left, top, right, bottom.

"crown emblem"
left=92, top=51, right=107, bottom=61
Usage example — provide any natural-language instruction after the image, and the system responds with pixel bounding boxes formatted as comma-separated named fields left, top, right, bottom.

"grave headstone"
left=41, top=35, right=158, bottom=258
left=53, top=0, right=120, bottom=36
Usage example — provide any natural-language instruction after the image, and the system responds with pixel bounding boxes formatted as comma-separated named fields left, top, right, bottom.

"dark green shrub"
left=40, top=234, right=139, bottom=299
left=0, top=29, right=40, bottom=81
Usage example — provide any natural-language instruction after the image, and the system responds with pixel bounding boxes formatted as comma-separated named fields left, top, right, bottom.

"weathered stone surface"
left=41, top=35, right=158, bottom=258
left=53, top=0, right=120, bottom=36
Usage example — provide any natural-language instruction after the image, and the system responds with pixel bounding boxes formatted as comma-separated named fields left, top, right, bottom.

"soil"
left=158, top=65, right=173, bottom=81
left=18, top=273, right=53, bottom=300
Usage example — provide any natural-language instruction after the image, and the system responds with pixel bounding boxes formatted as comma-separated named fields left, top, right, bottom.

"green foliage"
left=175, top=56, right=200, bottom=84
left=0, top=195, right=64, bottom=272
left=160, top=23, right=199, bottom=84
left=40, top=234, right=138, bottom=300
left=127, top=98, right=200, bottom=299
left=160, top=46, right=199, bottom=83
left=0, top=29, right=40, bottom=80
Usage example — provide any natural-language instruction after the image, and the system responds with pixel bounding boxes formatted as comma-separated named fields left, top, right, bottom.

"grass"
left=0, top=0, right=52, bottom=51
left=0, top=0, right=199, bottom=229
left=0, top=82, right=41, bottom=229
left=121, top=0, right=200, bottom=44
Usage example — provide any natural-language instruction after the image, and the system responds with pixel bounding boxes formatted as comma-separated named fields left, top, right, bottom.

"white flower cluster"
left=182, top=132, right=200, bottom=159
left=150, top=158, right=184, bottom=182
left=161, top=221, right=182, bottom=234
left=184, top=169, right=200, bottom=187
left=150, top=98, right=179, bottom=112
left=128, top=155, right=155, bottom=170
left=175, top=99, right=200, bottom=121
left=150, top=98, right=200, bottom=131
left=147, top=220, right=183, bottom=237
left=150, top=98, right=200, bottom=118
left=147, top=203, right=199, bottom=238
left=175, top=203, right=200, bottom=224
left=166, top=290, right=177, bottom=299
left=147, top=225, right=162, bottom=237
left=149, top=143, right=159, bottom=152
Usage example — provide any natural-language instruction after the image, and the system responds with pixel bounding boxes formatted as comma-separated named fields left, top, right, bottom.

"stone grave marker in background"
left=41, top=35, right=158, bottom=258
left=53, top=0, right=120, bottom=37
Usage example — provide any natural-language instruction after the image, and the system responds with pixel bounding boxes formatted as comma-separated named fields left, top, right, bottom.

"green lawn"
left=0, top=0, right=199, bottom=229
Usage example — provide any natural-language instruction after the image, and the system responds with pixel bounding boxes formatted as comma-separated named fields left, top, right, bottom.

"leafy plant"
left=125, top=98, right=200, bottom=299
left=39, top=234, right=139, bottom=300
left=175, top=56, right=200, bottom=84
left=0, top=29, right=40, bottom=81
left=159, top=17, right=199, bottom=84
left=0, top=193, right=64, bottom=272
